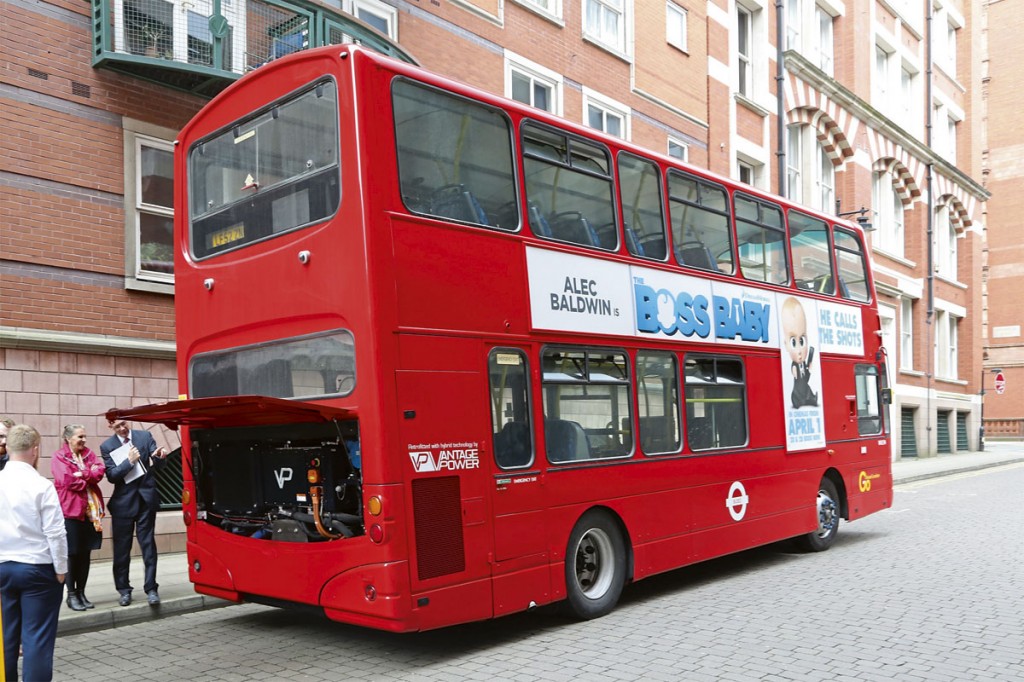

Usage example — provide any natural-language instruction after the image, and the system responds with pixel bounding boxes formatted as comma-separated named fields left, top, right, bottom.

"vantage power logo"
left=408, top=442, right=481, bottom=472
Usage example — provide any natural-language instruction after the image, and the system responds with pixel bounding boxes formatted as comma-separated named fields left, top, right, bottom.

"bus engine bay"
left=190, top=420, right=363, bottom=541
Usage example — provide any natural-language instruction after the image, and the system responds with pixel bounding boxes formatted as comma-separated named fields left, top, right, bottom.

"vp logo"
left=274, top=467, right=294, bottom=489
left=409, top=451, right=437, bottom=472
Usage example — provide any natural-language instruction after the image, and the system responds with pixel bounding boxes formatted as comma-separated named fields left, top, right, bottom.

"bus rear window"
left=190, top=330, right=355, bottom=400
left=189, top=78, right=341, bottom=259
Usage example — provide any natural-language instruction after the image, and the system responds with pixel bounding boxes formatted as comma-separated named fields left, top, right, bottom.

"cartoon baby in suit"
left=782, top=297, right=818, bottom=408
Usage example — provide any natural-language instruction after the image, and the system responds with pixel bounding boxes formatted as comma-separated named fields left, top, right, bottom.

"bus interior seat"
left=528, top=201, right=552, bottom=237
left=250, top=359, right=294, bottom=398
left=494, top=421, right=531, bottom=468
left=545, top=419, right=591, bottom=462
left=549, top=211, right=600, bottom=247
left=639, top=416, right=670, bottom=452
left=687, top=416, right=713, bottom=450
left=429, top=184, right=489, bottom=225
left=624, top=224, right=645, bottom=257
left=676, top=241, right=716, bottom=270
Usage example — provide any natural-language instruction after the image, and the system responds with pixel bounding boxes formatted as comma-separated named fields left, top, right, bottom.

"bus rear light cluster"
left=183, top=511, right=193, bottom=526
left=367, top=495, right=383, bottom=516
left=181, top=489, right=191, bottom=505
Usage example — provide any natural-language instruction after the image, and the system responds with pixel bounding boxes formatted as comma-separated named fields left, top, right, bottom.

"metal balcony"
left=90, top=0, right=416, bottom=97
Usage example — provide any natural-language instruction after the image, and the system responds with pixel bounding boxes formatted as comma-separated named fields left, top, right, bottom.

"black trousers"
left=110, top=505, right=159, bottom=595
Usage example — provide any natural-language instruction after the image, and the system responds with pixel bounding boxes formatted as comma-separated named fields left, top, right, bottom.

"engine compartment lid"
left=104, top=395, right=355, bottom=431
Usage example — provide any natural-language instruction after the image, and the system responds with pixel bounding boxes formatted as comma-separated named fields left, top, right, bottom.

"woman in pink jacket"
left=51, top=424, right=105, bottom=611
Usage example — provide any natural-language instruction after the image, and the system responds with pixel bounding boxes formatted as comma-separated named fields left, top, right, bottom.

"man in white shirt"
left=0, top=424, right=68, bottom=682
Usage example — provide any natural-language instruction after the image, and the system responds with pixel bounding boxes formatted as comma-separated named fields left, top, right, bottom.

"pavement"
left=56, top=440, right=1024, bottom=638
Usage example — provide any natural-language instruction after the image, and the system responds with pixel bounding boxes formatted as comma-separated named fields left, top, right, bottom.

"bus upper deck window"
left=188, top=78, right=341, bottom=259
left=393, top=79, right=518, bottom=231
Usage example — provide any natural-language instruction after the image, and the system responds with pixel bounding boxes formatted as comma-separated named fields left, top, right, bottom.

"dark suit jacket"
left=100, top=429, right=166, bottom=519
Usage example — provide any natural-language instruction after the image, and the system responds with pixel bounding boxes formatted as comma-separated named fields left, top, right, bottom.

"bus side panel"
left=842, top=459, right=892, bottom=520
left=394, top=367, right=493, bottom=616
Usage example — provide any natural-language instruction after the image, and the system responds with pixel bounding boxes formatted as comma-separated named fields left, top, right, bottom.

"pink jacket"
left=51, top=443, right=105, bottom=520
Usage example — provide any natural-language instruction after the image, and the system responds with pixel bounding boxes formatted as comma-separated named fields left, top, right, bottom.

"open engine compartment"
left=190, top=420, right=362, bottom=541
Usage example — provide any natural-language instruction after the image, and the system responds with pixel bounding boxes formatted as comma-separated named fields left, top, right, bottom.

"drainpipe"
left=925, top=0, right=935, bottom=454
left=776, top=0, right=787, bottom=197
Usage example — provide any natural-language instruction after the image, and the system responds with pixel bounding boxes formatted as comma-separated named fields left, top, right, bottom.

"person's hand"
left=128, top=446, right=141, bottom=464
left=56, top=573, right=65, bottom=584
left=154, top=447, right=168, bottom=459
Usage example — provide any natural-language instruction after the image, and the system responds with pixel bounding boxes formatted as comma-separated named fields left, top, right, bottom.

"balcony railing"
left=91, top=0, right=416, bottom=97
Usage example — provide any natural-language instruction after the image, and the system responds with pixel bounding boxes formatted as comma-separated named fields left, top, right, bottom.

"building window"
left=786, top=124, right=802, bottom=203
left=933, top=1, right=961, bottom=76
left=519, top=0, right=562, bottom=19
left=874, top=43, right=891, bottom=105
left=815, top=5, right=834, bottom=75
left=935, top=310, right=959, bottom=380
left=935, top=203, right=958, bottom=280
left=946, top=114, right=958, bottom=165
left=788, top=123, right=835, bottom=213
left=583, top=88, right=630, bottom=139
left=350, top=0, right=398, bottom=39
left=506, top=53, right=562, bottom=115
left=737, top=6, right=753, bottom=97
left=900, top=65, right=919, bottom=134
left=667, top=2, right=687, bottom=51
left=786, top=0, right=801, bottom=50
left=668, top=137, right=688, bottom=161
left=585, top=0, right=628, bottom=54
left=872, top=170, right=905, bottom=257
left=900, top=298, right=914, bottom=370
left=124, top=121, right=175, bottom=288
left=738, top=160, right=755, bottom=186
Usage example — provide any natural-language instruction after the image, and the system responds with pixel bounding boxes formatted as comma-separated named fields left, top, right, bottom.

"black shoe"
left=79, top=593, right=95, bottom=609
left=118, top=593, right=132, bottom=607
left=146, top=590, right=161, bottom=606
left=66, top=591, right=87, bottom=612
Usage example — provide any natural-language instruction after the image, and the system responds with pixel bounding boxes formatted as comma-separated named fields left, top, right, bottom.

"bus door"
left=486, top=347, right=551, bottom=616
left=394, top=366, right=492, bottom=626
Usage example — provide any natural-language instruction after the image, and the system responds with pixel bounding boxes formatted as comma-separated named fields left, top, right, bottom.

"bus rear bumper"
left=319, top=560, right=415, bottom=631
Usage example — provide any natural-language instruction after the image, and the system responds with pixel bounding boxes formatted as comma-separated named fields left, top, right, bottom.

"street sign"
left=994, top=372, right=1006, bottom=395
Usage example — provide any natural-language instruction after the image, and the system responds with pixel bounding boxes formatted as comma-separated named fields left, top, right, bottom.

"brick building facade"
left=0, top=0, right=993, bottom=554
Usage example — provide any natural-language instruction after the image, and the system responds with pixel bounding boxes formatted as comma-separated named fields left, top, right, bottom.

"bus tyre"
left=563, top=510, right=626, bottom=620
left=796, top=477, right=841, bottom=552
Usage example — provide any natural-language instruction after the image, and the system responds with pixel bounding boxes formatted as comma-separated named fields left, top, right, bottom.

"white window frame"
left=668, top=137, right=689, bottom=161
left=814, top=138, right=834, bottom=213
left=874, top=42, right=892, bottom=106
left=583, top=87, right=631, bottom=139
left=786, top=0, right=801, bottom=50
left=505, top=52, right=563, bottom=115
left=934, top=309, right=959, bottom=380
left=872, top=170, right=905, bottom=258
left=667, top=2, right=687, bottom=52
left=584, top=0, right=629, bottom=56
left=736, top=5, right=754, bottom=98
left=900, top=297, right=914, bottom=371
left=123, top=119, right=176, bottom=292
left=786, top=123, right=802, bottom=203
left=350, top=0, right=398, bottom=40
left=514, top=0, right=563, bottom=21
left=934, top=203, right=958, bottom=280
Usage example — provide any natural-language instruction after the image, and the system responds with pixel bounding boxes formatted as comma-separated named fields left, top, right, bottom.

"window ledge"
left=870, top=247, right=915, bottom=269
left=734, top=92, right=772, bottom=118
left=934, top=274, right=967, bottom=290
left=510, top=0, right=566, bottom=28
left=899, top=369, right=924, bottom=378
left=581, top=34, right=633, bottom=65
left=126, top=277, right=175, bottom=295
left=935, top=377, right=967, bottom=387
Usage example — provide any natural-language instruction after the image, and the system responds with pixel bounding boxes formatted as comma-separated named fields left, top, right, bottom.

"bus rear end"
left=120, top=47, right=425, bottom=631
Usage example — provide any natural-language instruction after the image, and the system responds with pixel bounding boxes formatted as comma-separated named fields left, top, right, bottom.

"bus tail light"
left=368, top=495, right=383, bottom=516
left=369, top=524, right=384, bottom=543
left=183, top=510, right=193, bottom=526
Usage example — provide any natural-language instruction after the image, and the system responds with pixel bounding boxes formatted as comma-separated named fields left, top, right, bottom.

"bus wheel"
left=563, top=510, right=626, bottom=619
left=796, top=478, right=841, bottom=552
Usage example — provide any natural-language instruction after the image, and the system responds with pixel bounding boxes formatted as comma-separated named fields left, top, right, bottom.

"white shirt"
left=0, top=460, right=69, bottom=574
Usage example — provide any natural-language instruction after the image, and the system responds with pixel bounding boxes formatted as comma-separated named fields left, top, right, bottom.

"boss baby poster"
left=778, top=296, right=825, bottom=450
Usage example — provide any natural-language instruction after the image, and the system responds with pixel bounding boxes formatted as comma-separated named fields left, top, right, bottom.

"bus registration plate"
left=209, top=224, right=245, bottom=249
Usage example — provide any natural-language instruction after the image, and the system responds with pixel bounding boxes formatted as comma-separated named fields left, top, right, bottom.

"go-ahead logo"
left=858, top=470, right=881, bottom=492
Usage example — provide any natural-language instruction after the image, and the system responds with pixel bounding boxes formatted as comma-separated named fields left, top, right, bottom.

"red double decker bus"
left=109, top=45, right=892, bottom=632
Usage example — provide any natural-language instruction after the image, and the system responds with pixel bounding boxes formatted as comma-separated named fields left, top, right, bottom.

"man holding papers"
left=100, top=419, right=168, bottom=607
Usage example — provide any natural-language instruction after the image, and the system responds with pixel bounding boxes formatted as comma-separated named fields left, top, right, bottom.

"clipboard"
left=109, top=441, right=146, bottom=484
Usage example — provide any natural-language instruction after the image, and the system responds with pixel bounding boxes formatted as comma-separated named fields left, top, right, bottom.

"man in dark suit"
left=100, top=419, right=168, bottom=607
